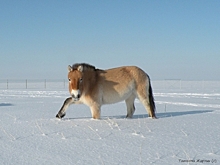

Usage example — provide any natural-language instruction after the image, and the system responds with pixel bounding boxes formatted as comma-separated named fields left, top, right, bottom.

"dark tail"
left=149, top=81, right=156, bottom=118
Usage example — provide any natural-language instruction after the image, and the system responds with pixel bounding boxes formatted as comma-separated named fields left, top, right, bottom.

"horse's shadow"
left=132, top=110, right=213, bottom=119
left=63, top=110, right=213, bottom=120
left=0, top=103, right=14, bottom=107
left=105, top=110, right=213, bottom=119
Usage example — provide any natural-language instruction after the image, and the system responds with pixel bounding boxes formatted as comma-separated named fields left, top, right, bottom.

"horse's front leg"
left=56, top=97, right=74, bottom=119
left=90, top=104, right=101, bottom=119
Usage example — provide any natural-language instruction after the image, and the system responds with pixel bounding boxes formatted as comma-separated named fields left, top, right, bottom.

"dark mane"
left=72, top=63, right=97, bottom=71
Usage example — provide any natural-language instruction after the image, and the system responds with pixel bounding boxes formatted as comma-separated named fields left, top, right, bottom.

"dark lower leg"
left=56, top=97, right=73, bottom=119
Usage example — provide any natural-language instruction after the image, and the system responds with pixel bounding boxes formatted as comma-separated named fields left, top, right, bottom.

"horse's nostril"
left=71, top=89, right=81, bottom=100
left=72, top=94, right=80, bottom=99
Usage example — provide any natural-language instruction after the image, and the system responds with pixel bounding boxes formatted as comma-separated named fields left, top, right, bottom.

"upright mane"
left=71, top=63, right=96, bottom=71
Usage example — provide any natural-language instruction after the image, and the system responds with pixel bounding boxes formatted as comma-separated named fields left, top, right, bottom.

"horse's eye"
left=68, top=78, right=71, bottom=82
left=79, top=78, right=83, bottom=83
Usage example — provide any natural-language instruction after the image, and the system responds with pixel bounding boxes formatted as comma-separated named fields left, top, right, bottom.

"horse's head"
left=68, top=65, right=84, bottom=101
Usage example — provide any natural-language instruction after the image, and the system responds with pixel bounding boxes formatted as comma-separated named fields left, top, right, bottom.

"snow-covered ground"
left=0, top=83, right=220, bottom=165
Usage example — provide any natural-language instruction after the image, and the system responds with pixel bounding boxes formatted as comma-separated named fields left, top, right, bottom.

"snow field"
left=0, top=88, right=220, bottom=165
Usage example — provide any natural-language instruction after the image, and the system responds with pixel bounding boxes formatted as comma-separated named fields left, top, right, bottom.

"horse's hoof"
left=56, top=114, right=60, bottom=119
left=126, top=115, right=133, bottom=119
left=56, top=113, right=65, bottom=119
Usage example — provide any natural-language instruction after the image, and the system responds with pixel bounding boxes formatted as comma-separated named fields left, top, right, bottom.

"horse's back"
left=101, top=66, right=148, bottom=83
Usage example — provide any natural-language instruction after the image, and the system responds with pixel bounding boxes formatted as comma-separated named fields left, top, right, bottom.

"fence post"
left=44, top=79, right=46, bottom=89
left=7, top=79, right=9, bottom=89
left=26, top=79, right=28, bottom=89
left=202, top=80, right=204, bottom=90
left=163, top=79, right=166, bottom=90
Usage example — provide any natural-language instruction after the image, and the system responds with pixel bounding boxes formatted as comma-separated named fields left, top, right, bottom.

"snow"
left=0, top=83, right=220, bottom=165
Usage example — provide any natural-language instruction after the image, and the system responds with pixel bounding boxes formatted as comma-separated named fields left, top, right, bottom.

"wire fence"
left=0, top=79, right=67, bottom=89
left=0, top=79, right=220, bottom=91
left=152, top=80, right=220, bottom=91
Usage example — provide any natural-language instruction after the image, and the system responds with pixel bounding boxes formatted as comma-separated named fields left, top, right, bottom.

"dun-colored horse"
left=56, top=63, right=156, bottom=119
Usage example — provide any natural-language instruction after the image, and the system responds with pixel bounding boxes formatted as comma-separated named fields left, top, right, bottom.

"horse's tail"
left=149, top=80, right=156, bottom=118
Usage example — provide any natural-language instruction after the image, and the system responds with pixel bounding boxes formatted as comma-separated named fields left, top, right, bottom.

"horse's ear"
left=77, top=65, right=83, bottom=72
left=68, top=65, right=72, bottom=72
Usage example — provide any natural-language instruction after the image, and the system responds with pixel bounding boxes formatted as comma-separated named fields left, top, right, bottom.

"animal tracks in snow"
left=1, top=89, right=220, bottom=165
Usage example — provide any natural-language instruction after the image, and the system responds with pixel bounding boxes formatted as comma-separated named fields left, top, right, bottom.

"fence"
left=152, top=80, right=220, bottom=91
left=0, top=79, right=67, bottom=89
left=0, top=79, right=220, bottom=91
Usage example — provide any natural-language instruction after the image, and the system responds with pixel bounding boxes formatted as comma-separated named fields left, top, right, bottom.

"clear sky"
left=0, top=0, right=220, bottom=80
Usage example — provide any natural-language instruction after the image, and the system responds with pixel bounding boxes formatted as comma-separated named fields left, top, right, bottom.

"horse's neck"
left=84, top=70, right=97, bottom=86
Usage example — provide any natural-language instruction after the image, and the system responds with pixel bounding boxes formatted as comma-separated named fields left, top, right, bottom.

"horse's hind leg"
left=137, top=87, right=156, bottom=118
left=56, top=97, right=74, bottom=119
left=125, top=94, right=136, bottom=118
left=139, top=98, right=153, bottom=117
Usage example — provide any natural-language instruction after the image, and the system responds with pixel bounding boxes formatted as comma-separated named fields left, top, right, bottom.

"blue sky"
left=0, top=0, right=220, bottom=80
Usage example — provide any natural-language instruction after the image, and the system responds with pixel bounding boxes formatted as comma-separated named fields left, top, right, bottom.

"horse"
left=56, top=63, right=156, bottom=119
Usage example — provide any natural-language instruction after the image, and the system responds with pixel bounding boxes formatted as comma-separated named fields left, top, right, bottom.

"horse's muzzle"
left=70, top=89, right=81, bottom=101
left=72, top=94, right=81, bottom=101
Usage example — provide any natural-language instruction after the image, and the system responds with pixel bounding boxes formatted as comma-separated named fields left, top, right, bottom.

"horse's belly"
left=100, top=68, right=138, bottom=104
left=102, top=95, right=127, bottom=104
left=102, top=89, right=133, bottom=104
